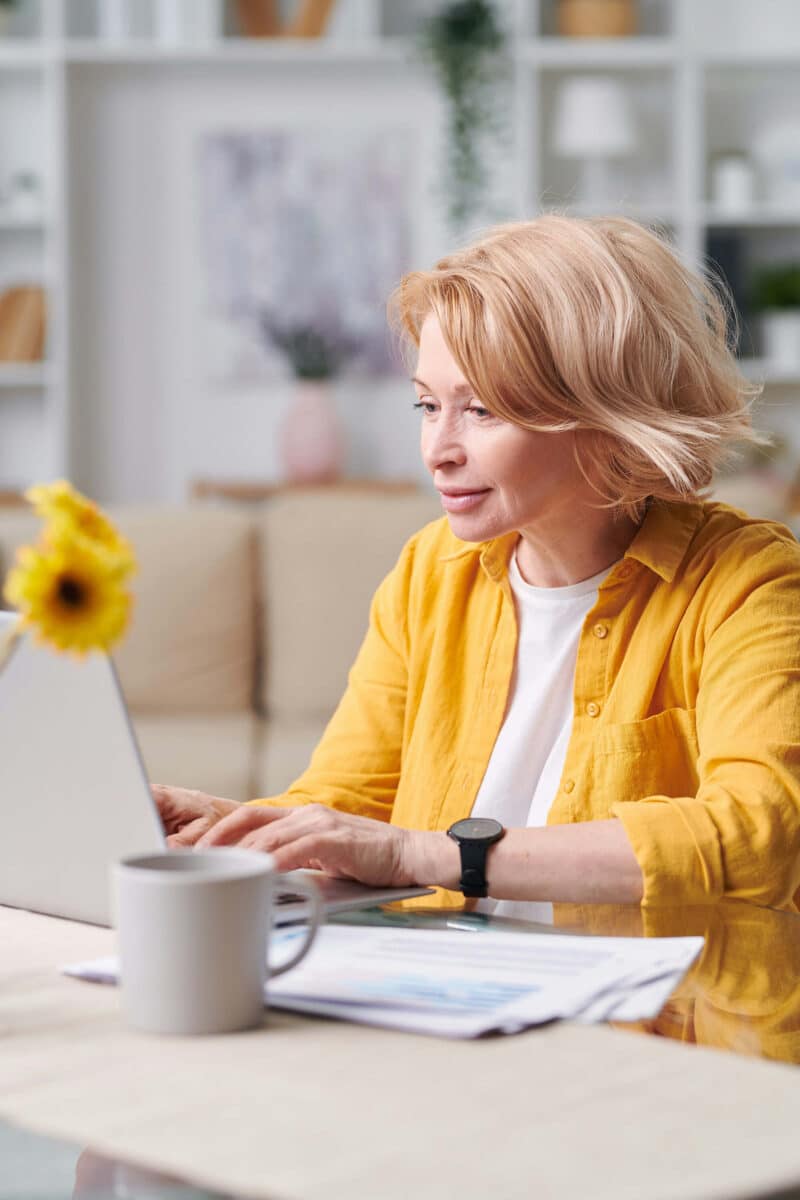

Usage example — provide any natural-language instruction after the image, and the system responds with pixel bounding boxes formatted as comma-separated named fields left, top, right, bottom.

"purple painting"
left=196, top=128, right=414, bottom=382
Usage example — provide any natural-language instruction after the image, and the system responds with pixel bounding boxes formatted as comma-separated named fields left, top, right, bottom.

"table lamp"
left=551, top=75, right=636, bottom=207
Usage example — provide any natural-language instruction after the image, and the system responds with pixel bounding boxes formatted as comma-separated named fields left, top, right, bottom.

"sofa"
left=0, top=490, right=441, bottom=803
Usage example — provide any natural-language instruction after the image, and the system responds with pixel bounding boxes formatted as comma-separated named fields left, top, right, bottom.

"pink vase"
left=280, top=379, right=345, bottom=484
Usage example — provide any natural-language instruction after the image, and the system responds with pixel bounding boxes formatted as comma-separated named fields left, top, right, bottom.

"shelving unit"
left=0, top=0, right=799, bottom=498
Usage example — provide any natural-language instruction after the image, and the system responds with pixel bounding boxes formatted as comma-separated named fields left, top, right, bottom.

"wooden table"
left=2, top=905, right=800, bottom=1200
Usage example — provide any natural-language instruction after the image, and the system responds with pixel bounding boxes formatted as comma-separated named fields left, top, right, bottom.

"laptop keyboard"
left=275, top=891, right=310, bottom=906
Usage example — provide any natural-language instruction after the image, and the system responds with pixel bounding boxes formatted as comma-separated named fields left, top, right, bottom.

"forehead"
left=415, top=315, right=470, bottom=381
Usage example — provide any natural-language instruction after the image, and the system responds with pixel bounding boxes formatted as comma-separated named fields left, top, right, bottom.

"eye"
left=412, top=401, right=437, bottom=415
left=467, top=406, right=491, bottom=419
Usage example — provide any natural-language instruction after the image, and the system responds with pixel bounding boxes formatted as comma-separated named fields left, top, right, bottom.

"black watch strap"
left=458, top=840, right=493, bottom=898
left=447, top=818, right=506, bottom=898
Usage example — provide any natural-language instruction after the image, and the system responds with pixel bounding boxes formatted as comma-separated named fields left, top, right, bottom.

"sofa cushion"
left=0, top=505, right=258, bottom=715
left=0, top=510, right=45, bottom=599
left=253, top=713, right=330, bottom=799
left=111, top=507, right=257, bottom=713
left=259, top=490, right=441, bottom=720
left=133, top=711, right=259, bottom=803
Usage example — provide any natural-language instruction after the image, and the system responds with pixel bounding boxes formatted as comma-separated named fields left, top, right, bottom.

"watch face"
left=450, top=818, right=503, bottom=841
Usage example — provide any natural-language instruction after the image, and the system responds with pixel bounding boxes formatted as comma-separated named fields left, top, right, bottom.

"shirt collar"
left=623, top=499, right=704, bottom=582
left=437, top=499, right=703, bottom=586
left=437, top=531, right=518, bottom=582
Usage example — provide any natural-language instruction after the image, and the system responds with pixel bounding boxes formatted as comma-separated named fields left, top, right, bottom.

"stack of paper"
left=64, top=923, right=703, bottom=1039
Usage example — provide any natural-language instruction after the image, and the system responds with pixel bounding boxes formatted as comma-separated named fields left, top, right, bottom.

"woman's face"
left=414, top=314, right=591, bottom=543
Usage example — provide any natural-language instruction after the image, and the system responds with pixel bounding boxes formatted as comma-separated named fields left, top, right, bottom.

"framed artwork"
left=196, top=127, right=414, bottom=382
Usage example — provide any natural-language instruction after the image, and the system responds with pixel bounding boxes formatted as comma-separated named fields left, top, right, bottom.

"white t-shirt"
left=471, top=549, right=614, bottom=922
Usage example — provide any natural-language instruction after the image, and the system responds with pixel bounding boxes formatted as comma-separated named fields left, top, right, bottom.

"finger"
left=244, top=830, right=345, bottom=876
left=196, top=806, right=290, bottom=848
left=267, top=830, right=355, bottom=878
left=167, top=817, right=215, bottom=847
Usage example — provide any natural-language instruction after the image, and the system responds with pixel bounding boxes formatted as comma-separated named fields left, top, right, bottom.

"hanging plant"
left=418, top=0, right=509, bottom=236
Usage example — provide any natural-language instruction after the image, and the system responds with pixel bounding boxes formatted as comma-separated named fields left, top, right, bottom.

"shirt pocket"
left=589, top=708, right=700, bottom=808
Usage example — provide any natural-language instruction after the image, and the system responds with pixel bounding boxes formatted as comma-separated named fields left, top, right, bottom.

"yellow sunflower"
left=25, top=479, right=135, bottom=577
left=3, top=530, right=133, bottom=656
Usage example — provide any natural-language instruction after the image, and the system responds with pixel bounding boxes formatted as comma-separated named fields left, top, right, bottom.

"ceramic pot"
left=557, top=0, right=637, bottom=37
left=280, top=379, right=345, bottom=484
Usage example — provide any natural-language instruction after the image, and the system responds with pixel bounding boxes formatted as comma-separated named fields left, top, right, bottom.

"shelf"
left=62, top=37, right=412, bottom=66
left=1, top=1, right=799, bottom=502
left=702, top=207, right=800, bottom=230
left=0, top=364, right=49, bottom=389
left=559, top=201, right=676, bottom=224
left=700, top=46, right=800, bottom=67
left=0, top=44, right=49, bottom=69
left=0, top=216, right=48, bottom=233
left=517, top=37, right=677, bottom=69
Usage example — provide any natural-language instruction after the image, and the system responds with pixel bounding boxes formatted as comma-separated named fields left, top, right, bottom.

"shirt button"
left=587, top=701, right=601, bottom=718
left=617, top=564, right=633, bottom=580
left=563, top=779, right=575, bottom=793
left=593, top=623, right=608, bottom=639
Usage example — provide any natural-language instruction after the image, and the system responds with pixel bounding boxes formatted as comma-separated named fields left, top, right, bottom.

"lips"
left=437, top=488, right=490, bottom=513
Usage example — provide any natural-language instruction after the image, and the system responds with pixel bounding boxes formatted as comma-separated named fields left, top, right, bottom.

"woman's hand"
left=151, top=783, right=241, bottom=848
left=195, top=803, right=454, bottom=888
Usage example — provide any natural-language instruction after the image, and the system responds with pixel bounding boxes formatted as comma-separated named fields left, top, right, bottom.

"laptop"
left=0, top=612, right=432, bottom=926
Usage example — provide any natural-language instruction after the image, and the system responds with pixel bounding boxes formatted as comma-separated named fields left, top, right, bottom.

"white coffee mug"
left=112, top=848, right=322, bottom=1035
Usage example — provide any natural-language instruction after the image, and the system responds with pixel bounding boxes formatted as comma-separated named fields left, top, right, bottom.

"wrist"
left=404, top=830, right=461, bottom=889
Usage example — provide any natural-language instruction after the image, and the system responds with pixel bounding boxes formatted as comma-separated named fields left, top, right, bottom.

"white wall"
left=66, top=57, right=459, bottom=503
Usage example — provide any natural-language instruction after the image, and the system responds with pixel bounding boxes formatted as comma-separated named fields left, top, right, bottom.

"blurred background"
left=3, top=4, right=800, bottom=825
left=2, top=0, right=800, bottom=522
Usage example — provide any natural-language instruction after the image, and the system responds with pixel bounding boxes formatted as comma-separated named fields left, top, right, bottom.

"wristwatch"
left=446, top=817, right=506, bottom=898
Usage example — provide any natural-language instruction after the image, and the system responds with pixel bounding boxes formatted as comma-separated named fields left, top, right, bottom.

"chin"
left=444, top=511, right=507, bottom=544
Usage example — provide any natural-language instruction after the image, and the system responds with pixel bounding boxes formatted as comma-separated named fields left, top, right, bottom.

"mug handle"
left=267, top=872, right=323, bottom=978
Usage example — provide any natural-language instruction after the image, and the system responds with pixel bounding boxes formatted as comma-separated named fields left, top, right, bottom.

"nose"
left=421, top=413, right=468, bottom=476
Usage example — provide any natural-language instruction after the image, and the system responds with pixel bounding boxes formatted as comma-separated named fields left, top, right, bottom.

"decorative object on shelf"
left=709, top=151, right=755, bottom=215
left=557, top=0, right=637, bottom=37
left=153, top=0, right=221, bottom=45
left=751, top=118, right=800, bottom=209
left=0, top=0, right=18, bottom=38
left=0, top=285, right=46, bottom=362
left=1, top=169, right=45, bottom=223
left=417, top=0, right=509, bottom=236
left=196, top=128, right=412, bottom=383
left=97, top=0, right=133, bottom=41
left=234, top=0, right=337, bottom=38
left=551, top=74, right=636, bottom=206
left=1, top=481, right=136, bottom=663
left=752, top=264, right=800, bottom=367
left=263, top=322, right=355, bottom=484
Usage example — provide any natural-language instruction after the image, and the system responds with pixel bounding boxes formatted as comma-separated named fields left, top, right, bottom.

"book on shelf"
left=0, top=285, right=47, bottom=363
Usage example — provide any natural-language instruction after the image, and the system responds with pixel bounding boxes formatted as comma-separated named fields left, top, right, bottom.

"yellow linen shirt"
left=252, top=499, right=800, bottom=910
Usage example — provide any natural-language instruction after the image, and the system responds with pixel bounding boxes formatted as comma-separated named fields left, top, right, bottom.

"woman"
left=154, top=215, right=800, bottom=912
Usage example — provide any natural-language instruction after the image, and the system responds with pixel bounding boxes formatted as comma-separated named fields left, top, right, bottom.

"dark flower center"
left=57, top=576, right=86, bottom=608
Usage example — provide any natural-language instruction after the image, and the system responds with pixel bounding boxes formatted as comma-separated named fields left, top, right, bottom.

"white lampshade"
left=551, top=76, right=636, bottom=158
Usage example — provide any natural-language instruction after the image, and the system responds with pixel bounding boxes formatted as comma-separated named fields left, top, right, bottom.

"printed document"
left=64, top=923, right=703, bottom=1039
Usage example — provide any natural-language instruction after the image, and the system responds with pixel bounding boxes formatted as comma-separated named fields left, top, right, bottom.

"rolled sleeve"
left=613, top=795, right=723, bottom=906
left=617, top=543, right=800, bottom=908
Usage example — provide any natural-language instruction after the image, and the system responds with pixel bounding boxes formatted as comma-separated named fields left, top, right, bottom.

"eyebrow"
left=410, top=376, right=474, bottom=396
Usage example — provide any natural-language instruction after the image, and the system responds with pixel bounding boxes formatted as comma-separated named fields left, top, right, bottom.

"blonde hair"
left=388, top=215, right=763, bottom=519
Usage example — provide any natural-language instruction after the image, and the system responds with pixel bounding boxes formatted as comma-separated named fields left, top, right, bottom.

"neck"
left=514, top=505, right=643, bottom=588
